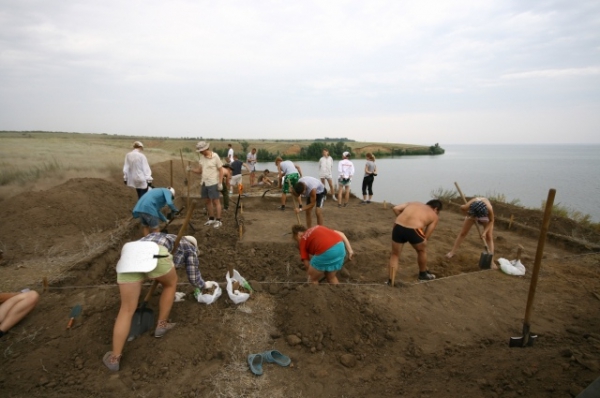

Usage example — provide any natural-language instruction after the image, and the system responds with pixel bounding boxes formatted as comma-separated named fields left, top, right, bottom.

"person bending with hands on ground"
left=361, top=153, right=377, bottom=204
left=275, top=157, right=302, bottom=211
left=188, top=141, right=224, bottom=228
left=0, top=290, right=39, bottom=339
left=246, top=148, right=258, bottom=186
left=388, top=200, right=442, bottom=284
left=337, top=151, right=354, bottom=207
left=446, top=197, right=494, bottom=258
left=254, top=169, right=274, bottom=187
left=132, top=187, right=178, bottom=236
left=103, top=241, right=178, bottom=371
left=292, top=224, right=354, bottom=284
left=140, top=233, right=205, bottom=293
left=292, top=176, right=327, bottom=228
left=318, top=148, right=336, bottom=200
left=123, top=141, right=153, bottom=199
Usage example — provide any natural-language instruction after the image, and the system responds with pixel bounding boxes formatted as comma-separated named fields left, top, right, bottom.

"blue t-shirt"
left=132, top=188, right=178, bottom=222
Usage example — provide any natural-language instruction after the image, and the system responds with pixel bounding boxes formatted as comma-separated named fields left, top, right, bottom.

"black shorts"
left=392, top=224, right=425, bottom=245
left=306, top=189, right=327, bottom=208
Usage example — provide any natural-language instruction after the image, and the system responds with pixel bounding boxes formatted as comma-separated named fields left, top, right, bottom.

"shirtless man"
left=446, top=197, right=494, bottom=258
left=388, top=200, right=442, bottom=285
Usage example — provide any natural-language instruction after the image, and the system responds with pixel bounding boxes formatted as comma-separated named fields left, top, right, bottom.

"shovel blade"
left=127, top=306, right=155, bottom=341
left=479, top=252, right=493, bottom=269
left=509, top=334, right=537, bottom=347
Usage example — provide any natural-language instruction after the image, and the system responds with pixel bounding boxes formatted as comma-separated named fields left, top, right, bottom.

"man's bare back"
left=393, top=202, right=439, bottom=236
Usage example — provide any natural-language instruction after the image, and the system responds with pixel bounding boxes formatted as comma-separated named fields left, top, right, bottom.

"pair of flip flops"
left=247, top=350, right=291, bottom=375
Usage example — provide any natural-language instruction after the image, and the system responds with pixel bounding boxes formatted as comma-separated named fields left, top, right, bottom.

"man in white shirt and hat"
left=123, top=141, right=153, bottom=199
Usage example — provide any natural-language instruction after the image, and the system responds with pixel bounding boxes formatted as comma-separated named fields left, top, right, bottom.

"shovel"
left=66, top=304, right=82, bottom=329
left=509, top=188, right=555, bottom=347
left=128, top=202, right=196, bottom=340
left=454, top=182, right=493, bottom=269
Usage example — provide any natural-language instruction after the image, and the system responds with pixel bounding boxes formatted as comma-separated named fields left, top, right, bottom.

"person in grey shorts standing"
left=188, top=141, right=224, bottom=229
left=361, top=152, right=377, bottom=204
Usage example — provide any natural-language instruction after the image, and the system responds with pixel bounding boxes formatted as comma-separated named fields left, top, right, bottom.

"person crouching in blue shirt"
left=132, top=187, right=178, bottom=236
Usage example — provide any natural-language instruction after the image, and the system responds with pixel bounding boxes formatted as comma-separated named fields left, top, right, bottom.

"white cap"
left=184, top=235, right=197, bottom=248
left=343, top=151, right=350, bottom=158
left=169, top=187, right=175, bottom=197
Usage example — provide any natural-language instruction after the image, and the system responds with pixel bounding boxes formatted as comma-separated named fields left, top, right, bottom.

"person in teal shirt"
left=132, top=187, right=178, bottom=236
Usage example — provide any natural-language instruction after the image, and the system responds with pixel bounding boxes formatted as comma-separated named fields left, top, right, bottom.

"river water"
left=253, top=144, right=600, bottom=222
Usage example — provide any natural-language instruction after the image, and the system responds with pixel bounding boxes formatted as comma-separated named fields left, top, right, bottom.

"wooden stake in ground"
left=170, top=160, right=173, bottom=188
left=509, top=188, right=556, bottom=347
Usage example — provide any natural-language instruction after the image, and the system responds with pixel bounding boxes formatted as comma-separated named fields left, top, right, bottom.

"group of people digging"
left=102, top=139, right=495, bottom=371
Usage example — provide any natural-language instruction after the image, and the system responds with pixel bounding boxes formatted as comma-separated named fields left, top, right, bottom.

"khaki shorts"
left=117, top=246, right=174, bottom=284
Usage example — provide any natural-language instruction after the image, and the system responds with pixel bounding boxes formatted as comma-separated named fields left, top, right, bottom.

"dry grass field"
left=0, top=131, right=427, bottom=201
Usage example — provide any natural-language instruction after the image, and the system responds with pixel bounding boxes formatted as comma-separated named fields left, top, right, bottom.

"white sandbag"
left=226, top=270, right=251, bottom=304
left=195, top=281, right=222, bottom=305
left=497, top=258, right=526, bottom=276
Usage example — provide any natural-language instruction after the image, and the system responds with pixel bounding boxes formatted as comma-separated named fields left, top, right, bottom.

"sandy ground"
left=1, top=161, right=599, bottom=398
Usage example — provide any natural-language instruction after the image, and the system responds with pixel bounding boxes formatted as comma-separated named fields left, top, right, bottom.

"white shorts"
left=231, top=174, right=243, bottom=187
left=319, top=173, right=333, bottom=180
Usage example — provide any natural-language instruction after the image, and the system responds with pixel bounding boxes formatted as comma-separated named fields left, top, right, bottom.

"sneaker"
left=155, top=322, right=176, bottom=338
left=102, top=351, right=121, bottom=372
left=343, top=203, right=348, bottom=207
left=338, top=204, right=342, bottom=208
left=360, top=200, right=367, bottom=204
left=204, top=219, right=216, bottom=226
left=332, top=195, right=337, bottom=201
left=213, top=221, right=222, bottom=229
left=418, top=272, right=436, bottom=281
left=229, top=191, right=233, bottom=194
left=279, top=205, right=285, bottom=211
left=366, top=200, right=371, bottom=204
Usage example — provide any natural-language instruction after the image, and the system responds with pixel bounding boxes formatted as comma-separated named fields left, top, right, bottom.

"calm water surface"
left=254, top=145, right=600, bottom=222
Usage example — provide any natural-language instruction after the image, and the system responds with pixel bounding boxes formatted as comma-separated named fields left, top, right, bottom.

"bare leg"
left=305, top=210, right=312, bottom=228
left=206, top=198, right=214, bottom=218
left=0, top=291, right=39, bottom=333
left=307, top=265, right=324, bottom=284
left=344, top=186, right=350, bottom=205
left=315, top=207, right=324, bottom=226
left=337, top=186, right=343, bottom=205
left=325, top=271, right=339, bottom=284
left=484, top=222, right=494, bottom=253
left=388, top=241, right=404, bottom=282
left=413, top=242, right=428, bottom=272
left=213, top=198, right=222, bottom=219
left=112, top=283, right=142, bottom=356
left=281, top=193, right=287, bottom=207
left=155, top=268, right=177, bottom=323
left=446, top=218, right=474, bottom=258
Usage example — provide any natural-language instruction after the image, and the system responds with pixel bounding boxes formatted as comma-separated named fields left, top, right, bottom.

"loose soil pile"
left=1, top=161, right=599, bottom=398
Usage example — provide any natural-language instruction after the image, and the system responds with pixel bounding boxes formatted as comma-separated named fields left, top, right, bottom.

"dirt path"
left=1, top=161, right=599, bottom=397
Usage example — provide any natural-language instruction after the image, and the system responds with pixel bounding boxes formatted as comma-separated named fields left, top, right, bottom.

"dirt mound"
left=0, top=178, right=134, bottom=264
left=1, top=169, right=600, bottom=397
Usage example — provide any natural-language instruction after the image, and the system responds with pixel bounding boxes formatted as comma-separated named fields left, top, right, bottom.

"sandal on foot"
left=262, top=350, right=291, bottom=366
left=248, top=353, right=264, bottom=375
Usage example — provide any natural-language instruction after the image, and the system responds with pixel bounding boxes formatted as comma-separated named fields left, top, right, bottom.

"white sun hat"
left=169, top=187, right=175, bottom=197
left=116, top=241, right=161, bottom=273
left=184, top=235, right=197, bottom=248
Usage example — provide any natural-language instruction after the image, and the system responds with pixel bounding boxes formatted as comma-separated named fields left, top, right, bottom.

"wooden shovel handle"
left=291, top=194, right=302, bottom=225
left=66, top=317, right=75, bottom=329
left=523, top=189, right=556, bottom=324
left=454, top=182, right=491, bottom=253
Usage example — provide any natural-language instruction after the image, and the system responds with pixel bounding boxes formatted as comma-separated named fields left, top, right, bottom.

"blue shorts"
left=310, top=242, right=345, bottom=272
left=140, top=213, right=160, bottom=229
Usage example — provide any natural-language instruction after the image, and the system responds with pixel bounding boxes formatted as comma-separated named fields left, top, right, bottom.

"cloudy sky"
left=1, top=0, right=598, bottom=144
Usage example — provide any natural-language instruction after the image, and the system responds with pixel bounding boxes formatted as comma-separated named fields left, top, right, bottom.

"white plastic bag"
left=195, top=281, right=222, bottom=305
left=497, top=258, right=526, bottom=276
left=226, top=270, right=251, bottom=304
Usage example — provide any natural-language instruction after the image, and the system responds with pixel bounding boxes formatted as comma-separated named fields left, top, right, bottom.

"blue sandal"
left=247, top=354, right=264, bottom=375
left=262, top=350, right=291, bottom=367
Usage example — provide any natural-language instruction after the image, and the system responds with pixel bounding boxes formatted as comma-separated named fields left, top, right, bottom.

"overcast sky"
left=1, top=1, right=599, bottom=144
